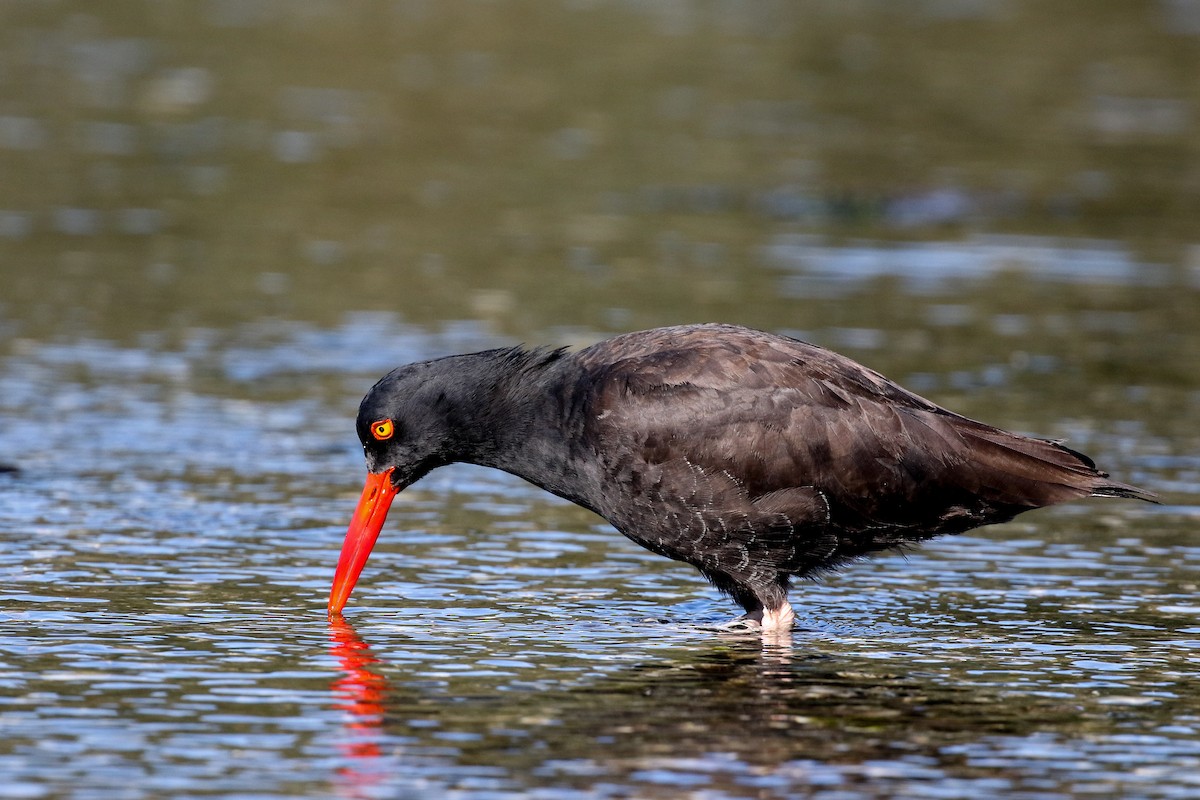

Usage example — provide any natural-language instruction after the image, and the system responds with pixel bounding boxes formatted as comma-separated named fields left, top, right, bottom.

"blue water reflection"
left=765, top=234, right=1172, bottom=298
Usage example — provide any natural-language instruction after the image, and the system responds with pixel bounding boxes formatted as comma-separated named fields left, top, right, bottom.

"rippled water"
left=0, top=317, right=1194, bottom=799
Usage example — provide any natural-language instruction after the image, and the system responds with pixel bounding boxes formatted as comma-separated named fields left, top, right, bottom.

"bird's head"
left=327, top=361, right=468, bottom=616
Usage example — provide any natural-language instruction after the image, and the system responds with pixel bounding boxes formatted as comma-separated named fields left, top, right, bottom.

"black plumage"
left=333, top=323, right=1155, bottom=630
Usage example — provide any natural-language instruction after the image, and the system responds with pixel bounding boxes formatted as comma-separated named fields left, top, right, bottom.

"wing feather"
left=575, top=324, right=1133, bottom=539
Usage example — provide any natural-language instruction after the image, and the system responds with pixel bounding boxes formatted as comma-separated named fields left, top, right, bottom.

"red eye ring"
left=371, top=418, right=394, bottom=441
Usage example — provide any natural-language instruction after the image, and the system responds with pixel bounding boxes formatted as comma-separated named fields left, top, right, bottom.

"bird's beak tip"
left=328, top=468, right=399, bottom=616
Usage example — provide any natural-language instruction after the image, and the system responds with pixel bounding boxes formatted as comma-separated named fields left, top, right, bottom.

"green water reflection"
left=1, top=1, right=1198, bottom=340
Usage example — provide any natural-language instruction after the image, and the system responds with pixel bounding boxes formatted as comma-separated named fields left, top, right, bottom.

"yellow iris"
left=371, top=418, right=394, bottom=441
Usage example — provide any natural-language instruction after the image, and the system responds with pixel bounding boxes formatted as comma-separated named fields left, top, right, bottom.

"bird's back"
left=570, top=324, right=1151, bottom=575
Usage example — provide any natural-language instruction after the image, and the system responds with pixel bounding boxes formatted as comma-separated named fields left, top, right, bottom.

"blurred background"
left=3, top=1, right=1198, bottom=435
left=1, top=1, right=1196, bottom=347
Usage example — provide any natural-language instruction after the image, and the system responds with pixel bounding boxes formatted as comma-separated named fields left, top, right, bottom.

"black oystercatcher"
left=328, top=323, right=1155, bottom=631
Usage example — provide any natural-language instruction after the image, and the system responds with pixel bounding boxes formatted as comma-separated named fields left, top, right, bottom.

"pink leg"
left=760, top=601, right=795, bottom=632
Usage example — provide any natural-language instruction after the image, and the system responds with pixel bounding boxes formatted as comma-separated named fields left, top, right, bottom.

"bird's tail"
left=1039, top=439, right=1159, bottom=504
left=1088, top=479, right=1159, bottom=503
left=958, top=426, right=1158, bottom=508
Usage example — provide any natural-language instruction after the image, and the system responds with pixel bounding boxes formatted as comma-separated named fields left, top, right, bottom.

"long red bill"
left=328, top=467, right=399, bottom=616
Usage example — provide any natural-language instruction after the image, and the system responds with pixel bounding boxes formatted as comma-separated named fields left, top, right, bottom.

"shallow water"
left=3, top=2, right=1200, bottom=798
left=2, top=319, right=1196, bottom=799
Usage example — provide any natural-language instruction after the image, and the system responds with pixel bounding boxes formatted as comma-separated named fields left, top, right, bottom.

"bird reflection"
left=328, top=614, right=390, bottom=796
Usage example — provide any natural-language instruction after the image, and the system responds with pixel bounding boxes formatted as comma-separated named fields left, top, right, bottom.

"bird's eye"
left=370, top=418, right=395, bottom=441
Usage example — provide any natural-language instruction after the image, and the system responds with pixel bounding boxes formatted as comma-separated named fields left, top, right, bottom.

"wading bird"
left=328, top=323, right=1155, bottom=631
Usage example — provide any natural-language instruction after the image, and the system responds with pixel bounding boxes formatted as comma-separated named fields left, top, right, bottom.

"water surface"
left=2, top=319, right=1195, bottom=798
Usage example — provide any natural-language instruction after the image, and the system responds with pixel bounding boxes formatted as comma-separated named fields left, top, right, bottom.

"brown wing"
left=576, top=324, right=1142, bottom=546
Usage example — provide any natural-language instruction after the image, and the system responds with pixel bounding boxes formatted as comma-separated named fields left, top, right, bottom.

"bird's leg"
left=705, top=577, right=795, bottom=633
left=760, top=600, right=795, bottom=632
left=710, top=602, right=794, bottom=634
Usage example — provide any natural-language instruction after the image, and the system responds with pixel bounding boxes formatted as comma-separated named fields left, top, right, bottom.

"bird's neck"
left=452, top=348, right=600, bottom=510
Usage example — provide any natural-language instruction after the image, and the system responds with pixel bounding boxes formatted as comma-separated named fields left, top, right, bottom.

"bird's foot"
left=707, top=602, right=795, bottom=634
left=709, top=611, right=763, bottom=634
